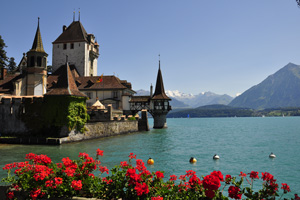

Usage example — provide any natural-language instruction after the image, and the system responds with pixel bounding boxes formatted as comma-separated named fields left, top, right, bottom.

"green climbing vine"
left=67, top=102, right=90, bottom=132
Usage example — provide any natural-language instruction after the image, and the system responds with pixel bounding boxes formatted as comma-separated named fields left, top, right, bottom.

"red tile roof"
left=53, top=21, right=89, bottom=44
left=46, top=63, right=86, bottom=97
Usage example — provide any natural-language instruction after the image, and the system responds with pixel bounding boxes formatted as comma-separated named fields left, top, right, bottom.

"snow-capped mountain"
left=135, top=89, right=233, bottom=108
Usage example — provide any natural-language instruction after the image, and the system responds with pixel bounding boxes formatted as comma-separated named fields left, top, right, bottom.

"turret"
left=149, top=59, right=171, bottom=128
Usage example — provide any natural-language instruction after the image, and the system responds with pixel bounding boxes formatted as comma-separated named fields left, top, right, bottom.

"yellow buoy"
left=189, top=157, right=197, bottom=163
left=147, top=158, right=154, bottom=165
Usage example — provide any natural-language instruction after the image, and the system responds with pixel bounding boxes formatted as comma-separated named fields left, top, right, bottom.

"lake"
left=0, top=117, right=299, bottom=198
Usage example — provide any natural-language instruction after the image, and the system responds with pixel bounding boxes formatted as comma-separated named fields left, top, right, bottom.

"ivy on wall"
left=43, top=95, right=89, bottom=133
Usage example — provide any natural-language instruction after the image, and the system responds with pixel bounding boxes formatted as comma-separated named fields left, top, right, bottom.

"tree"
left=297, top=0, right=300, bottom=7
left=0, top=35, right=9, bottom=70
left=8, top=57, right=17, bottom=74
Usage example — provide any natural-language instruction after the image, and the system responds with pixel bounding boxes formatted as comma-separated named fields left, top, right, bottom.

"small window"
left=63, top=44, right=67, bottom=50
left=37, top=56, right=42, bottom=66
left=86, top=92, right=93, bottom=99
left=30, top=56, right=35, bottom=67
left=71, top=43, right=74, bottom=49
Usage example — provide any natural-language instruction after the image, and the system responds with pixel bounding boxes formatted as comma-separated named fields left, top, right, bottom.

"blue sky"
left=1, top=0, right=300, bottom=97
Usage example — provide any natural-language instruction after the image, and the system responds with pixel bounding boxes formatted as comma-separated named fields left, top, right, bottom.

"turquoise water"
left=0, top=117, right=299, bottom=198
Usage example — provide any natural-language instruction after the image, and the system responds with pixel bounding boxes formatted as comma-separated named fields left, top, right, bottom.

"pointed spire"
left=78, top=8, right=80, bottom=21
left=30, top=17, right=45, bottom=53
left=152, top=57, right=171, bottom=100
left=73, top=10, right=75, bottom=22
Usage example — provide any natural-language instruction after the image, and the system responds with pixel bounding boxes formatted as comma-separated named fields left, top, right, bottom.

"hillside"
left=229, top=63, right=300, bottom=109
left=167, top=104, right=253, bottom=118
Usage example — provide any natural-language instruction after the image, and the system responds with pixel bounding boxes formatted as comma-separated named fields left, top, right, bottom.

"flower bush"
left=2, top=150, right=299, bottom=200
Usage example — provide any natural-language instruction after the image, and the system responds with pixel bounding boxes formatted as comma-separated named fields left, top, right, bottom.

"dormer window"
left=63, top=44, right=67, bottom=50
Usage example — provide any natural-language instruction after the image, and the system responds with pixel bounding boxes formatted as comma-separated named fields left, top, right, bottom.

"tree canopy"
left=0, top=35, right=9, bottom=69
left=8, top=57, right=17, bottom=74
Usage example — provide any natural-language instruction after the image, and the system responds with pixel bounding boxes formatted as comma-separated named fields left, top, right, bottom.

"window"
left=37, top=56, right=42, bottom=66
left=30, top=56, right=35, bottom=67
left=113, top=91, right=118, bottom=98
left=71, top=43, right=74, bottom=49
left=57, top=45, right=59, bottom=48
left=86, top=92, right=93, bottom=99
left=63, top=44, right=67, bottom=50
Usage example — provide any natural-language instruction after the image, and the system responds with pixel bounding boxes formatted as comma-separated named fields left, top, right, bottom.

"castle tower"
left=24, top=18, right=48, bottom=96
left=52, top=19, right=99, bottom=77
left=149, top=60, right=172, bottom=128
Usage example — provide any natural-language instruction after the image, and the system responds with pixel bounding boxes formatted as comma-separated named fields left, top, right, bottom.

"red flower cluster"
left=225, top=174, right=232, bottom=184
left=134, top=182, right=149, bottom=196
left=169, top=174, right=177, bottom=181
left=129, top=153, right=137, bottom=160
left=33, top=165, right=53, bottom=181
left=155, top=171, right=164, bottom=179
left=135, top=159, right=146, bottom=172
left=62, top=157, right=78, bottom=177
left=26, top=153, right=52, bottom=165
left=99, top=165, right=109, bottom=174
left=151, top=196, right=163, bottom=200
left=6, top=191, right=14, bottom=199
left=203, top=171, right=223, bottom=199
left=281, top=183, right=291, bottom=193
left=239, top=171, right=247, bottom=177
left=71, top=180, right=82, bottom=191
left=228, top=186, right=242, bottom=199
left=120, top=161, right=129, bottom=168
left=96, top=149, right=104, bottom=156
left=30, top=188, right=45, bottom=200
left=249, top=171, right=259, bottom=179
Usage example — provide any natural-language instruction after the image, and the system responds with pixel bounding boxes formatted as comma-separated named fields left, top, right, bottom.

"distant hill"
left=229, top=63, right=300, bottom=109
left=167, top=104, right=253, bottom=118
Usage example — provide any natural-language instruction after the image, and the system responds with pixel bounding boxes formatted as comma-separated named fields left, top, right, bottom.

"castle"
left=0, top=17, right=171, bottom=137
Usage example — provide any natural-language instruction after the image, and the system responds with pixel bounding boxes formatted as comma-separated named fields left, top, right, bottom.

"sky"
left=1, top=0, right=300, bottom=97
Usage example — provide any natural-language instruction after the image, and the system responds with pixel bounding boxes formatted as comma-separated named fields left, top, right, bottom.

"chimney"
left=0, top=68, right=7, bottom=80
left=63, top=25, right=67, bottom=32
left=150, top=84, right=153, bottom=98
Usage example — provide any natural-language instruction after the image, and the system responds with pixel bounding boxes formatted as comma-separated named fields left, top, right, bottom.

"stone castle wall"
left=0, top=96, right=43, bottom=136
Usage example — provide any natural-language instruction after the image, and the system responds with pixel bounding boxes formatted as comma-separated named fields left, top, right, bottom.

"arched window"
left=37, top=56, right=42, bottom=66
left=30, top=56, right=35, bottom=67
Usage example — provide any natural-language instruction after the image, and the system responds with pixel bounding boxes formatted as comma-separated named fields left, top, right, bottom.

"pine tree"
left=8, top=57, right=17, bottom=74
left=0, top=35, right=9, bottom=70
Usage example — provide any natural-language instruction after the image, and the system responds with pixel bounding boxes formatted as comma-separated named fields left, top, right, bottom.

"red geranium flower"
left=239, top=171, right=247, bottom=177
left=99, top=165, right=109, bottom=174
left=249, top=171, right=259, bottom=179
left=151, top=196, right=163, bottom=200
left=169, top=175, right=177, bottom=181
left=71, top=180, right=82, bottom=191
left=120, top=161, right=129, bottom=168
left=261, top=172, right=274, bottom=182
left=129, top=153, right=137, bottom=159
left=55, top=177, right=63, bottom=185
left=135, top=182, right=149, bottom=196
left=186, top=170, right=196, bottom=177
left=96, top=149, right=104, bottom=156
left=6, top=191, right=14, bottom=199
left=203, top=174, right=221, bottom=191
left=228, top=186, right=242, bottom=199
left=211, top=170, right=224, bottom=181
left=225, top=174, right=232, bottom=184
left=281, top=183, right=291, bottom=193
left=205, top=189, right=216, bottom=199
left=155, top=171, right=164, bottom=179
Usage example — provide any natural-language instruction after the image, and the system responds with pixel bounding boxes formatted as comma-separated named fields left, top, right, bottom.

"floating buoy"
left=189, top=157, right=197, bottom=163
left=147, top=158, right=154, bottom=165
left=213, top=154, right=220, bottom=160
left=269, top=152, right=276, bottom=158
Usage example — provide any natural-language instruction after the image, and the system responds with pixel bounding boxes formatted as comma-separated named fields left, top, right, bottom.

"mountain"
left=229, top=63, right=300, bottom=109
left=135, top=89, right=189, bottom=108
left=166, top=90, right=233, bottom=107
